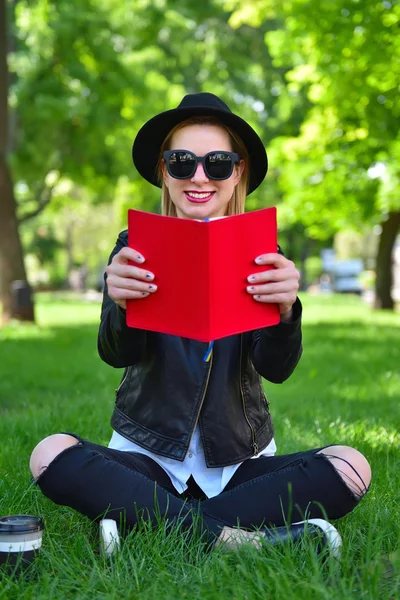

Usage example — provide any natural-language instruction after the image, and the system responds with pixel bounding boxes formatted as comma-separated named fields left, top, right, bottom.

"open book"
left=126, top=207, right=280, bottom=341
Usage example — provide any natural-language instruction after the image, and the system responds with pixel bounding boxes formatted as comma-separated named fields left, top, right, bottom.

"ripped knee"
left=30, top=433, right=80, bottom=480
left=317, top=445, right=371, bottom=500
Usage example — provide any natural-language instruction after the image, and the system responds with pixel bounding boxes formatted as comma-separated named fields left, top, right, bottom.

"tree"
left=1, top=0, right=146, bottom=321
left=228, top=0, right=400, bottom=308
left=0, top=0, right=33, bottom=322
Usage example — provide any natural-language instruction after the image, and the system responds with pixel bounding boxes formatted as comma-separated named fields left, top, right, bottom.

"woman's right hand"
left=105, top=247, right=157, bottom=310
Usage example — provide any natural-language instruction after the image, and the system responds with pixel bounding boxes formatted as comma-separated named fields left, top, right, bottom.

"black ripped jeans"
left=35, top=435, right=365, bottom=546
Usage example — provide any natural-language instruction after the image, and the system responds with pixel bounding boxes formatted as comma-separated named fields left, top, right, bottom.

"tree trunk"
left=374, top=211, right=400, bottom=310
left=0, top=0, right=34, bottom=323
left=0, top=158, right=34, bottom=323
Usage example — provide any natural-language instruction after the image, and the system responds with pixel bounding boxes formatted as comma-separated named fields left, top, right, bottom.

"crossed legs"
left=30, top=434, right=371, bottom=547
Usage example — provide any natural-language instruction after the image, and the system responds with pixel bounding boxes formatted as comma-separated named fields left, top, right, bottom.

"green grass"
left=0, top=293, right=399, bottom=599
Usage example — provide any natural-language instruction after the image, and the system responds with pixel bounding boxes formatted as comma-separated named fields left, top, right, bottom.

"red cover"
left=127, top=207, right=280, bottom=341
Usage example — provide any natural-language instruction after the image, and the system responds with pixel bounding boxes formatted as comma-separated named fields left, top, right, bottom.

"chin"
left=175, top=198, right=227, bottom=220
left=183, top=205, right=213, bottom=217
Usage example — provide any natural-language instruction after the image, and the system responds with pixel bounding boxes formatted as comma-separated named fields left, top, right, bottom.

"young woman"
left=30, top=93, right=371, bottom=551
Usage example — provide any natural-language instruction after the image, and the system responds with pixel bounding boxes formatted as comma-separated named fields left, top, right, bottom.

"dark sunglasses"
left=163, top=149, right=241, bottom=181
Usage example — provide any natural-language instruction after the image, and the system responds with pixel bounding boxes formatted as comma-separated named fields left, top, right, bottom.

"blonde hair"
left=156, top=117, right=250, bottom=217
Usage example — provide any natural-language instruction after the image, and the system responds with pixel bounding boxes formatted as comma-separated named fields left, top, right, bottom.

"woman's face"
left=162, top=124, right=244, bottom=220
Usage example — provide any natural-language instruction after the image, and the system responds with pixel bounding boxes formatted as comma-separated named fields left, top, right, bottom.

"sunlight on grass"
left=301, top=293, right=400, bottom=325
left=35, top=295, right=101, bottom=327
left=0, top=324, right=54, bottom=341
left=276, top=417, right=399, bottom=452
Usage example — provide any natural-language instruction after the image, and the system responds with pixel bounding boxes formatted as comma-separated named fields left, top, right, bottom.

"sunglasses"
left=163, top=150, right=241, bottom=181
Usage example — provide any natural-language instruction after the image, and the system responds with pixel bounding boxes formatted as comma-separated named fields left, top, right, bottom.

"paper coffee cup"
left=0, top=515, right=44, bottom=575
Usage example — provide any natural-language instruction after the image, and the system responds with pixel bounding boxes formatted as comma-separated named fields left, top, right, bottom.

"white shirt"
left=109, top=427, right=276, bottom=499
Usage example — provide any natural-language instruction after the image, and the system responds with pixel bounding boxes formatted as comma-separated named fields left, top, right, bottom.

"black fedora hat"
left=132, top=92, right=268, bottom=195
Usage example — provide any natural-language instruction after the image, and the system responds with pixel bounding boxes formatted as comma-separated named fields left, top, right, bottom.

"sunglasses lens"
left=205, top=152, right=234, bottom=180
left=167, top=151, right=196, bottom=178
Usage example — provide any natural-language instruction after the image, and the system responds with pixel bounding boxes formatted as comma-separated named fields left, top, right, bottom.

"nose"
left=191, top=162, right=209, bottom=183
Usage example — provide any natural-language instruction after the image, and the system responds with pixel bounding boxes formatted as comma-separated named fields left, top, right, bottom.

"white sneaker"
left=262, top=518, right=342, bottom=558
left=293, top=518, right=342, bottom=557
left=99, top=519, right=120, bottom=557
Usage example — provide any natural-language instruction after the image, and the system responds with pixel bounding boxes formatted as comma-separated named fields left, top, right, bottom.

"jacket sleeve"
left=97, top=230, right=148, bottom=368
left=250, top=244, right=302, bottom=383
left=250, top=296, right=303, bottom=383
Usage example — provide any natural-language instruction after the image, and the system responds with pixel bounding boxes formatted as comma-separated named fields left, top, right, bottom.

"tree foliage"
left=227, top=0, right=400, bottom=232
left=2, top=0, right=399, bottom=318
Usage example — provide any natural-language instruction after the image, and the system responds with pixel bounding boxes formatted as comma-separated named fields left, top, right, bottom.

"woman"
left=30, top=93, right=371, bottom=552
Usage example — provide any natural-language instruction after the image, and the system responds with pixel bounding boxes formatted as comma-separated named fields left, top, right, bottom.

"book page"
left=209, top=208, right=280, bottom=339
left=127, top=211, right=210, bottom=339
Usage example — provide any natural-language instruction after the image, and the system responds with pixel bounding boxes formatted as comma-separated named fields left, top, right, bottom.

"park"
left=1, top=1, right=399, bottom=598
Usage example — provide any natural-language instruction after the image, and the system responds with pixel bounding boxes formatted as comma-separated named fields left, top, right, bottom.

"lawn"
left=0, top=293, right=399, bottom=599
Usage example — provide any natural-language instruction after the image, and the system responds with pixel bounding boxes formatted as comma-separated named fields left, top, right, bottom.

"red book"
left=127, top=207, right=280, bottom=341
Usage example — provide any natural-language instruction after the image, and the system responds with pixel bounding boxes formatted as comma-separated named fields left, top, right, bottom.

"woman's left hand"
left=247, top=253, right=300, bottom=321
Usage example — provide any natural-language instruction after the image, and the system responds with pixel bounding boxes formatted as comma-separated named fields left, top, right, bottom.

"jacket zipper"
left=115, top=367, right=130, bottom=395
left=260, top=376, right=268, bottom=408
left=239, top=335, right=259, bottom=456
left=186, top=351, right=214, bottom=455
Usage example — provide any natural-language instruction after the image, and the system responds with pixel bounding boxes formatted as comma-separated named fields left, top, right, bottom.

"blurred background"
left=1, top=0, right=399, bottom=322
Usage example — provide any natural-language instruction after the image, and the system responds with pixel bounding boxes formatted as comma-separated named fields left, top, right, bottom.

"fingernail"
left=141, top=292, right=149, bottom=297
left=248, top=275, right=256, bottom=282
left=137, top=254, right=144, bottom=262
left=255, top=257, right=262, bottom=264
left=145, top=273, right=154, bottom=280
left=255, top=295, right=261, bottom=300
left=247, top=286, right=255, bottom=291
left=148, top=285, right=157, bottom=291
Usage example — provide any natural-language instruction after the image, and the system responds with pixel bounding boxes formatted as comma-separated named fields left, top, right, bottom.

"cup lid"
left=0, top=515, right=44, bottom=534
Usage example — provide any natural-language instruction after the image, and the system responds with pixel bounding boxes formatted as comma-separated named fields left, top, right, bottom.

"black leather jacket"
left=98, top=231, right=303, bottom=468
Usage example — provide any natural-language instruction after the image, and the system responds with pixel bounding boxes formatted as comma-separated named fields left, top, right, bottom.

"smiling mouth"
left=185, top=191, right=215, bottom=203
